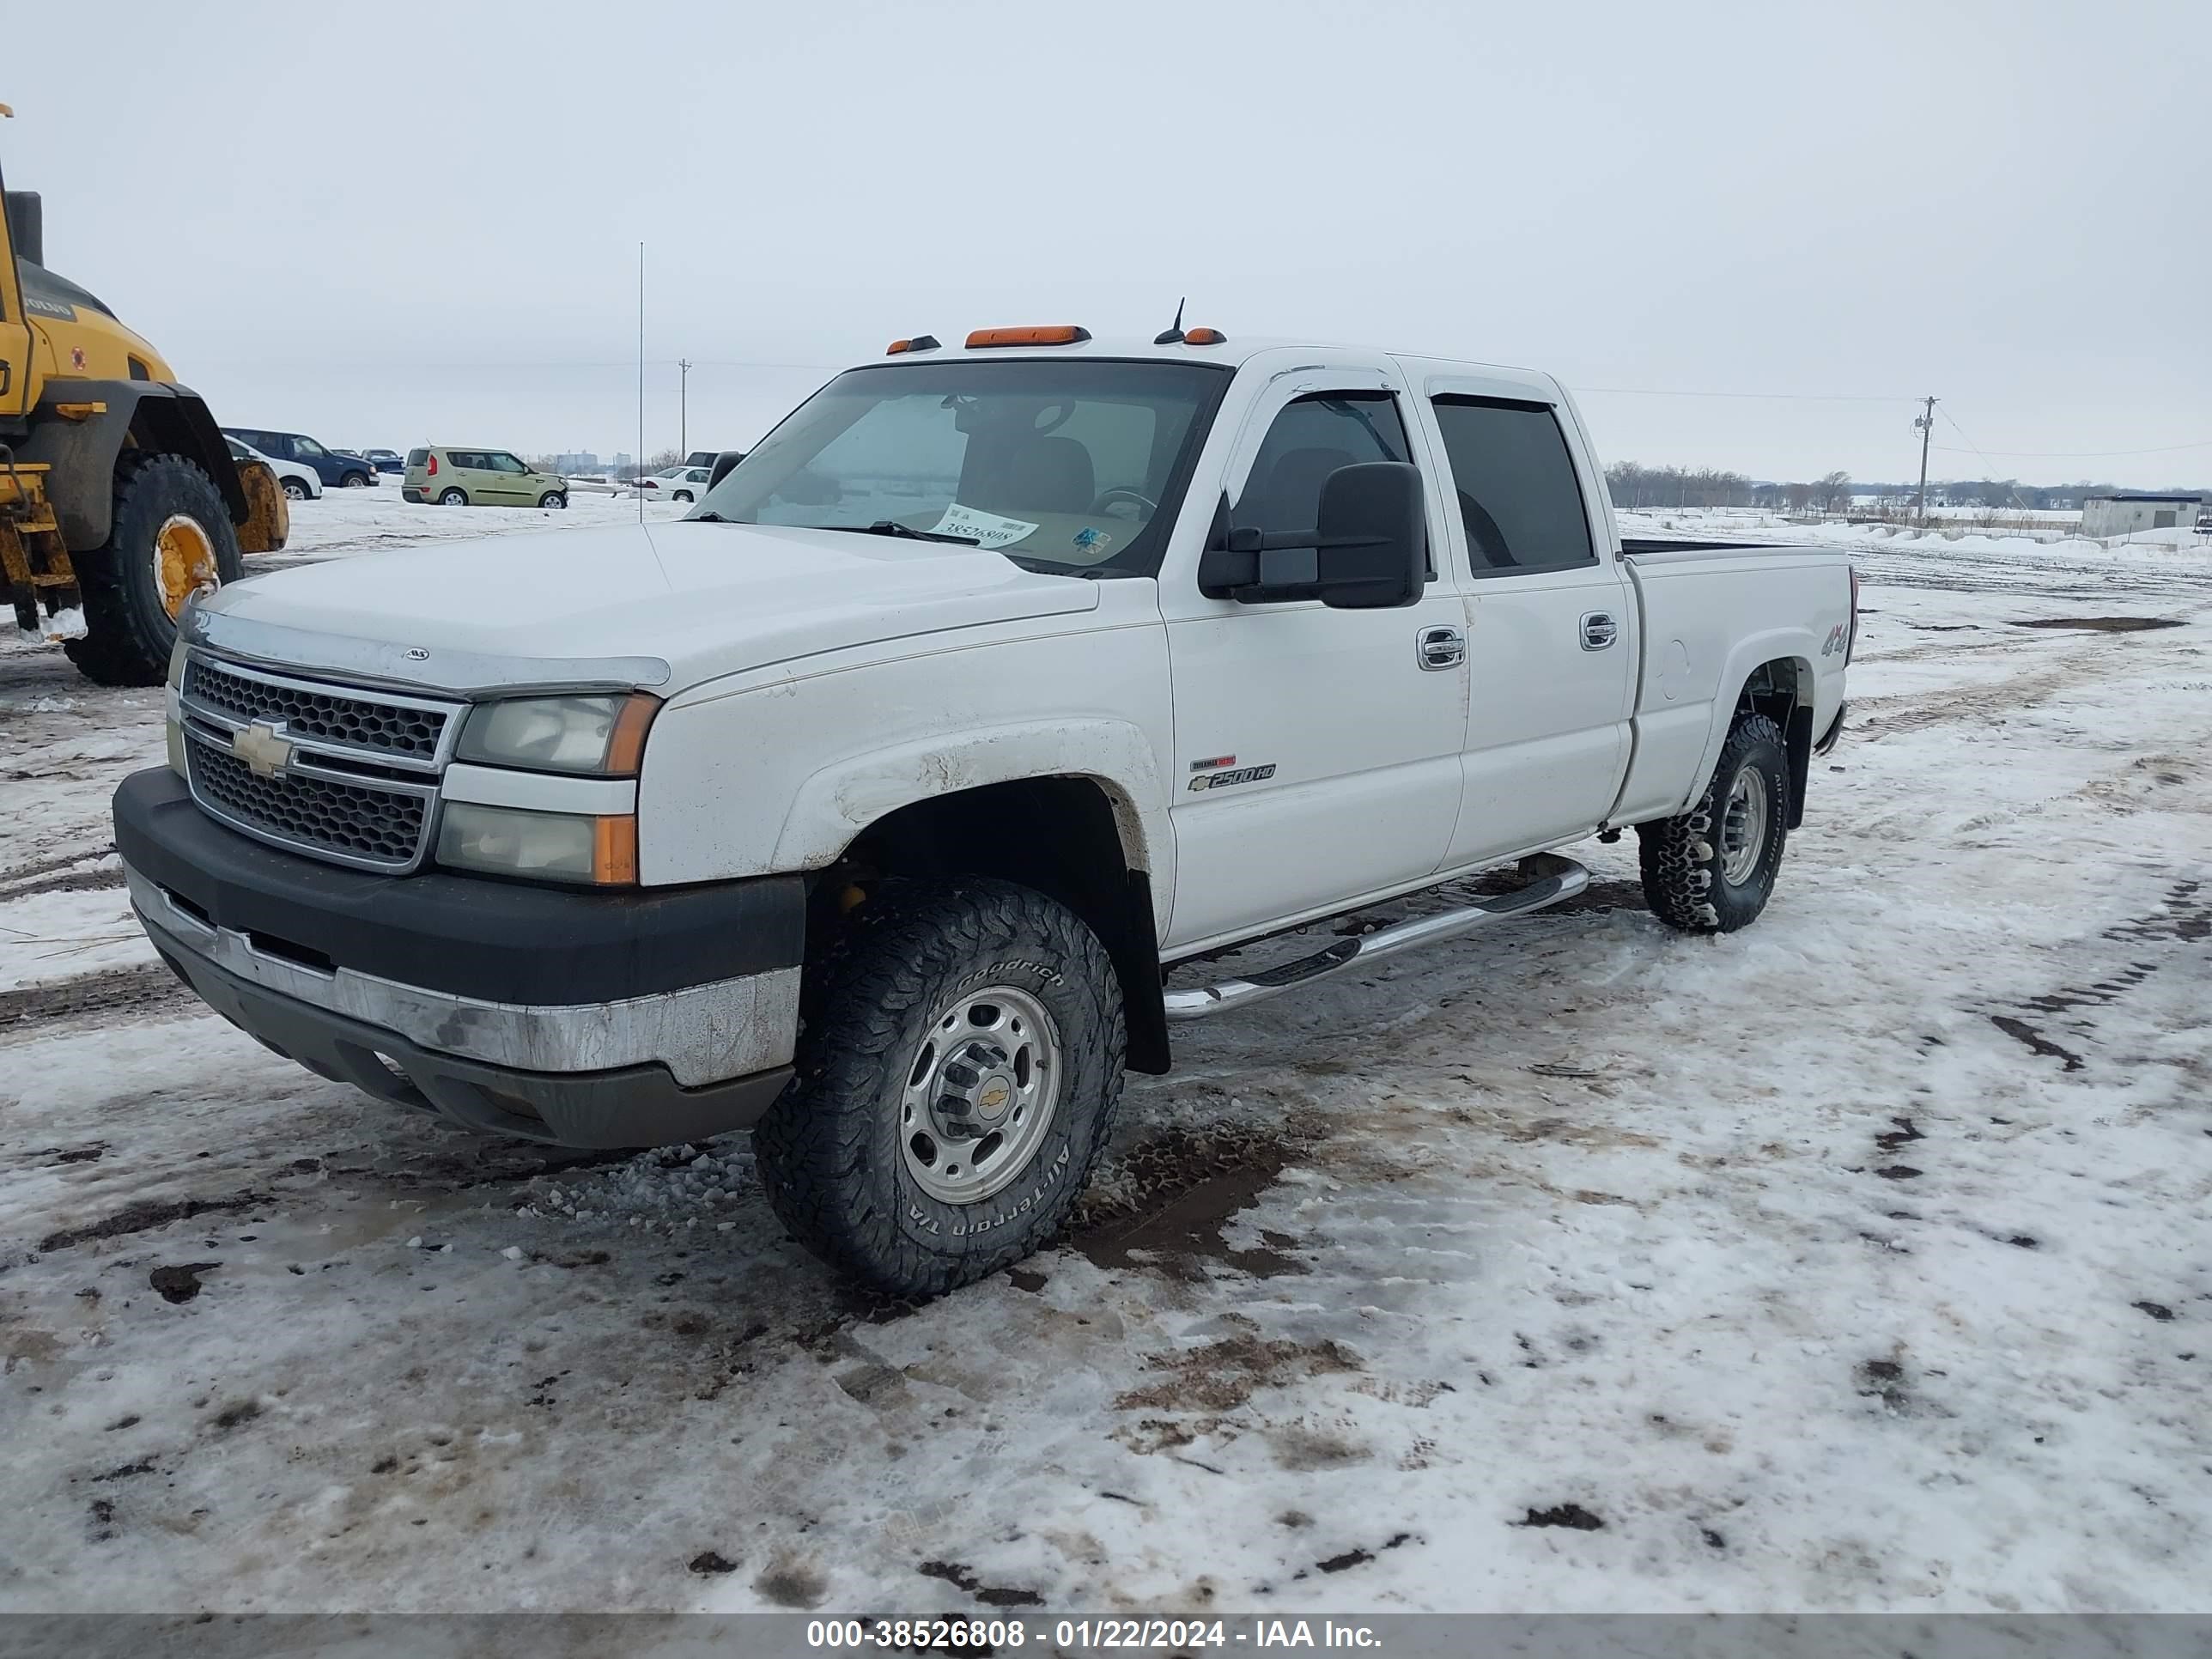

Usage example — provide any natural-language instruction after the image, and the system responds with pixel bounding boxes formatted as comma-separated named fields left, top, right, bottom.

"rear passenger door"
left=1422, top=388, right=1636, bottom=866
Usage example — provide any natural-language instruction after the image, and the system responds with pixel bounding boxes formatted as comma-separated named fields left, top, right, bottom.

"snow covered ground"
left=0, top=495, right=2207, bottom=1614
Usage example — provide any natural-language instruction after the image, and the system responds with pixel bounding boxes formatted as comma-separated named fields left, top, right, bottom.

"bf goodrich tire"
left=64, top=453, right=244, bottom=688
left=1638, top=712, right=1790, bottom=933
left=753, top=877, right=1127, bottom=1297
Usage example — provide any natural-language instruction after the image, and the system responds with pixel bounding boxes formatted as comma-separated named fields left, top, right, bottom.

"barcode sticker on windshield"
left=931, top=504, right=1039, bottom=549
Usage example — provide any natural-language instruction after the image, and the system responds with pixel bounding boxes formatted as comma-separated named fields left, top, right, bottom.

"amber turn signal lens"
left=965, top=325, right=1092, bottom=349
left=592, top=816, right=639, bottom=885
left=605, top=693, right=659, bottom=775
left=1182, top=326, right=1226, bottom=345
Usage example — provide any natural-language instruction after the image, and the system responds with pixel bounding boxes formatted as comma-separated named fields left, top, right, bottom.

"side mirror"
left=1195, top=461, right=1426, bottom=608
left=708, top=449, right=746, bottom=490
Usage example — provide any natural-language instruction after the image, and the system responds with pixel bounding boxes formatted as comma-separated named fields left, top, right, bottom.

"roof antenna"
left=1153, top=297, right=1186, bottom=346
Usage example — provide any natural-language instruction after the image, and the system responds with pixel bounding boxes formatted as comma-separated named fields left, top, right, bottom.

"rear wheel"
left=1638, top=712, right=1790, bottom=933
left=672, top=489, right=693, bottom=503
left=753, top=878, right=1127, bottom=1297
left=64, top=453, right=242, bottom=687
left=439, top=488, right=468, bottom=506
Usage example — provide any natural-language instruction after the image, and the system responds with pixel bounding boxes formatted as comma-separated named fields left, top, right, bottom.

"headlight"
left=435, top=802, right=637, bottom=885
left=454, top=692, right=658, bottom=775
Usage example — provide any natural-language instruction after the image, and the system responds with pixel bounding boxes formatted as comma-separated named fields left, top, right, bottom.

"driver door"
left=485, top=453, right=532, bottom=504
left=1158, top=372, right=1469, bottom=952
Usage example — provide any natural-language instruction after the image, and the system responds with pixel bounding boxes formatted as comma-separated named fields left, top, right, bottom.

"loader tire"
left=64, top=453, right=243, bottom=688
left=752, top=878, right=1127, bottom=1297
left=1638, top=712, right=1789, bottom=933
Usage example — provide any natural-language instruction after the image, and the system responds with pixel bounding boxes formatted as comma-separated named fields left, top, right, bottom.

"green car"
left=402, top=447, right=568, bottom=509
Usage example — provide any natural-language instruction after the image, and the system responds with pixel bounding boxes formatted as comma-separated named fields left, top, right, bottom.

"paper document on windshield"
left=930, top=504, right=1038, bottom=549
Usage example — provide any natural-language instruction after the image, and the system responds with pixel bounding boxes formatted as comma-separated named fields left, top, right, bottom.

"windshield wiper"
left=798, top=520, right=981, bottom=546
left=690, top=510, right=727, bottom=522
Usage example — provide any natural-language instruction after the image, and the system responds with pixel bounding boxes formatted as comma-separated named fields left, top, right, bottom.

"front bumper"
left=114, top=768, right=805, bottom=1148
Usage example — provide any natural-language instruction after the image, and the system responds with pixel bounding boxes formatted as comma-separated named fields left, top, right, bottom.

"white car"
left=225, top=436, right=320, bottom=502
left=634, top=465, right=713, bottom=503
left=122, top=325, right=1856, bottom=1297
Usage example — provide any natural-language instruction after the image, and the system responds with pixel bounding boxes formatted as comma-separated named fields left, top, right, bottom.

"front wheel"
left=282, top=479, right=310, bottom=501
left=538, top=491, right=568, bottom=510
left=439, top=488, right=468, bottom=506
left=64, top=453, right=243, bottom=687
left=753, top=878, right=1127, bottom=1297
left=1638, top=712, right=1790, bottom=933
left=341, top=471, right=370, bottom=488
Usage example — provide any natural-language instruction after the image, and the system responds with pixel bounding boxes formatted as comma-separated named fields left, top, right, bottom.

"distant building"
left=2081, top=493, right=2202, bottom=537
left=611, top=453, right=632, bottom=471
left=551, top=451, right=599, bottom=473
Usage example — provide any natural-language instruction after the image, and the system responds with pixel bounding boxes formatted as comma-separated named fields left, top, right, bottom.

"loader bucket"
left=234, top=459, right=289, bottom=555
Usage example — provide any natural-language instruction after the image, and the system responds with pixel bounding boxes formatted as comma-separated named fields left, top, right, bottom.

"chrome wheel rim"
left=1720, top=768, right=1769, bottom=884
left=900, top=985, right=1061, bottom=1205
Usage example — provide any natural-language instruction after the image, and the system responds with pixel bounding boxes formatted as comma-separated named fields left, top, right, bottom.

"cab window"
left=1429, top=397, right=1595, bottom=575
left=1237, top=392, right=1427, bottom=577
left=1238, top=393, right=1411, bottom=532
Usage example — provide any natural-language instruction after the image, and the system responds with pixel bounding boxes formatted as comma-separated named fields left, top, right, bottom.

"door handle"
left=1416, top=624, right=1465, bottom=671
left=1580, top=611, right=1619, bottom=651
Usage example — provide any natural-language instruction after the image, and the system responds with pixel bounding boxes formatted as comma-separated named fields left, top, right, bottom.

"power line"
left=1929, top=439, right=2212, bottom=459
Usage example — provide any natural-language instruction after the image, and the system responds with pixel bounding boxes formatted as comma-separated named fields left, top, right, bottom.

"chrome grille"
left=188, top=738, right=428, bottom=868
left=184, top=659, right=451, bottom=763
left=177, top=653, right=463, bottom=874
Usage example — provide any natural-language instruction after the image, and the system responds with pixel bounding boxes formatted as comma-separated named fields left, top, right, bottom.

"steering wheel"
left=1091, top=487, right=1157, bottom=517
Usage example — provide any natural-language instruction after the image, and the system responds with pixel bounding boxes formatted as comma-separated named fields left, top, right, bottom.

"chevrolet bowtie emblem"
left=230, top=721, right=294, bottom=778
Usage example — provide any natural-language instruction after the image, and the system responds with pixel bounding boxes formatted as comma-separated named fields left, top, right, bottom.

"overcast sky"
left=15, top=0, right=2208, bottom=485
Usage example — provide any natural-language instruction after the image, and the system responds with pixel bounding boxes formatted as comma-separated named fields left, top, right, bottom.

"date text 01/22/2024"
left=804, top=1617, right=1385, bottom=1650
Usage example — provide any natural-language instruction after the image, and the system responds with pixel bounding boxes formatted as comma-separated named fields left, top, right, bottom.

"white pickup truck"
left=114, top=325, right=1854, bottom=1295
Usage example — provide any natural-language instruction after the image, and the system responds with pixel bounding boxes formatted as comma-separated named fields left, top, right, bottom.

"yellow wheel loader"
left=1, top=104, right=286, bottom=686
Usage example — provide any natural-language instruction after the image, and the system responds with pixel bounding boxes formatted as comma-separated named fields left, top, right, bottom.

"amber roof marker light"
left=1182, top=326, right=1228, bottom=346
left=965, top=325, right=1091, bottom=349
left=886, top=335, right=942, bottom=355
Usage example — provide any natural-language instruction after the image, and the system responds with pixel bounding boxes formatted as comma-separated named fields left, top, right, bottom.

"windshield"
left=692, top=358, right=1231, bottom=575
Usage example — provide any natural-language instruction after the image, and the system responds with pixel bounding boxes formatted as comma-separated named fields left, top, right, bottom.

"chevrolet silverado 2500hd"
left=113, top=325, right=1854, bottom=1295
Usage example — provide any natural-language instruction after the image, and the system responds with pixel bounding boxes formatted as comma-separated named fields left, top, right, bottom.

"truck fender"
left=12, top=380, right=251, bottom=550
left=1681, top=630, right=1820, bottom=811
left=775, top=717, right=1169, bottom=908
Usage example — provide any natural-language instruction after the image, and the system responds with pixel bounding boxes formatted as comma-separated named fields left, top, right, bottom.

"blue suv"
left=221, top=428, right=377, bottom=489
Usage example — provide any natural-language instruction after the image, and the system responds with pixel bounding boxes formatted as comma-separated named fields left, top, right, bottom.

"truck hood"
left=198, top=520, right=1104, bottom=692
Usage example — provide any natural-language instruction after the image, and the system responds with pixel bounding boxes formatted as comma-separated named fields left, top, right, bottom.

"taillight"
left=1845, top=567, right=1861, bottom=664
left=426, top=454, right=439, bottom=476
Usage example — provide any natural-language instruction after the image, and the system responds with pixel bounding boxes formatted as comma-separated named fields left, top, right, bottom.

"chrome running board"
left=1161, top=855, right=1591, bottom=1022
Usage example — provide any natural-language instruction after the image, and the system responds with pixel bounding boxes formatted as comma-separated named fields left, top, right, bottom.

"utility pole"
left=635, top=243, right=646, bottom=523
left=1912, top=396, right=1937, bottom=524
left=678, top=358, right=692, bottom=461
